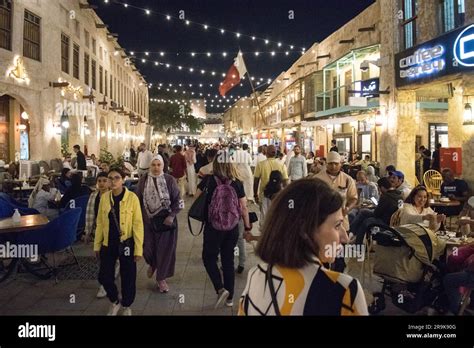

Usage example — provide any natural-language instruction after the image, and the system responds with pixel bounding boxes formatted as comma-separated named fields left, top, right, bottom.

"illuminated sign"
left=454, top=24, right=474, bottom=67
left=361, top=78, right=379, bottom=97
left=399, top=45, right=445, bottom=78
left=395, top=24, right=474, bottom=87
left=6, top=56, right=30, bottom=85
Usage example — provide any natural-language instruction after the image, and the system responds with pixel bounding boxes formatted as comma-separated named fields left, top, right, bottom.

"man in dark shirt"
left=330, top=139, right=338, bottom=153
left=169, top=145, right=187, bottom=198
left=351, top=177, right=403, bottom=245
left=73, top=145, right=87, bottom=171
left=431, top=143, right=441, bottom=171
left=157, top=144, right=170, bottom=174
left=439, top=168, right=469, bottom=216
left=419, top=145, right=431, bottom=175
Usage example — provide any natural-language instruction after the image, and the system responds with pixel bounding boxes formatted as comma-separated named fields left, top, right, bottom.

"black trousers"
left=202, top=224, right=239, bottom=299
left=98, top=244, right=137, bottom=307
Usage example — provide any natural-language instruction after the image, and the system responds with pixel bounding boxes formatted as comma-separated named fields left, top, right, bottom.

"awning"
left=301, top=113, right=373, bottom=127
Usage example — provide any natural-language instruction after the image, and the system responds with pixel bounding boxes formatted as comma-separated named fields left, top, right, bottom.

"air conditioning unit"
left=19, top=160, right=40, bottom=180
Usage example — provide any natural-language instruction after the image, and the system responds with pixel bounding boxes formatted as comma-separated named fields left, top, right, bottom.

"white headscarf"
left=144, top=155, right=170, bottom=218
left=28, top=176, right=50, bottom=208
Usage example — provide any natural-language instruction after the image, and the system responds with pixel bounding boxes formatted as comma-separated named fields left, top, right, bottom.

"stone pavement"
left=0, top=195, right=426, bottom=316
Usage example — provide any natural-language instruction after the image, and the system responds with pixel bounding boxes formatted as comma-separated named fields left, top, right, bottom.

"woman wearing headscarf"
left=366, top=165, right=379, bottom=184
left=137, top=155, right=183, bottom=293
left=28, top=177, right=59, bottom=220
left=184, top=145, right=197, bottom=196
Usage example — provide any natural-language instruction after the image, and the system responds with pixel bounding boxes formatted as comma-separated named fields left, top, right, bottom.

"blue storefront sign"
left=395, top=24, right=474, bottom=87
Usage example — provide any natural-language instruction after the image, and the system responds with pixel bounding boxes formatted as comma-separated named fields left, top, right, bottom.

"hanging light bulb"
left=464, top=102, right=473, bottom=125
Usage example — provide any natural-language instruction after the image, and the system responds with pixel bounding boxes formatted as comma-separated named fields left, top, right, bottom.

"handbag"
left=151, top=211, right=176, bottom=233
left=110, top=197, right=134, bottom=257
left=187, top=186, right=208, bottom=236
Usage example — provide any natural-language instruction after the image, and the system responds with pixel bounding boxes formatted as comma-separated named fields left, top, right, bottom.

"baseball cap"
left=389, top=170, right=404, bottom=180
left=326, top=151, right=342, bottom=163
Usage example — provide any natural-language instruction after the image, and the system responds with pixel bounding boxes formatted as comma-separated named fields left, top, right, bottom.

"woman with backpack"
left=239, top=178, right=368, bottom=315
left=196, top=155, right=252, bottom=308
left=137, top=155, right=183, bottom=293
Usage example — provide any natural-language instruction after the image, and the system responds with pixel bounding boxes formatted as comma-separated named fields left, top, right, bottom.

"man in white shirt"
left=284, top=146, right=295, bottom=170
left=136, top=143, right=153, bottom=177
left=253, top=146, right=267, bottom=167
left=288, top=145, right=307, bottom=181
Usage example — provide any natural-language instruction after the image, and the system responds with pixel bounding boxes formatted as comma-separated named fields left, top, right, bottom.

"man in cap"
left=388, top=170, right=411, bottom=200
left=315, top=151, right=358, bottom=228
left=315, top=151, right=357, bottom=272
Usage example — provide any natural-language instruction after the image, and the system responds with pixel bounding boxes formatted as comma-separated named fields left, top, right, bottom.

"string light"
left=100, top=0, right=304, bottom=50
left=128, top=50, right=299, bottom=58
left=136, top=58, right=272, bottom=81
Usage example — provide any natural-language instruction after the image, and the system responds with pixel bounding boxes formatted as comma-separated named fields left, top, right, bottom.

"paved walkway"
left=0, top=196, right=258, bottom=316
left=0, top=195, right=442, bottom=316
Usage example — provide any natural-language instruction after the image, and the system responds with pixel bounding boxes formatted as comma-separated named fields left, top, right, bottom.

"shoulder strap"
left=109, top=194, right=123, bottom=237
left=267, top=265, right=281, bottom=316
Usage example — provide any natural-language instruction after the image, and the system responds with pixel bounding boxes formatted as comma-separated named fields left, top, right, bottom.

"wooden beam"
left=358, top=25, right=376, bottom=32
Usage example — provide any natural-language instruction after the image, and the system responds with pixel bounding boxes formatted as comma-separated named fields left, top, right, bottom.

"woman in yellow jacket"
left=94, top=168, right=144, bottom=316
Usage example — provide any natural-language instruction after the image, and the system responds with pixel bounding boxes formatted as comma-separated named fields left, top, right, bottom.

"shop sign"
left=395, top=24, right=474, bottom=87
left=361, top=78, right=379, bottom=97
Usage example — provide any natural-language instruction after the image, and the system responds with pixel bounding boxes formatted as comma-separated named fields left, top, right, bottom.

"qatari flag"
left=219, top=51, right=248, bottom=97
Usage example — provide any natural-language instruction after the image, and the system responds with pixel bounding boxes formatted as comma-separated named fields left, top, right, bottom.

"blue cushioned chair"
left=0, top=194, right=39, bottom=218
left=16, top=208, right=82, bottom=282
left=63, top=195, right=89, bottom=239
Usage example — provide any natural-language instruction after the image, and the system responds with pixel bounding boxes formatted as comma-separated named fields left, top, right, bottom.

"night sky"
left=91, top=0, right=375, bottom=112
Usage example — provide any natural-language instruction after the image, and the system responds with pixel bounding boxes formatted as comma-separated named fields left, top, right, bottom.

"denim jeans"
left=443, top=271, right=474, bottom=314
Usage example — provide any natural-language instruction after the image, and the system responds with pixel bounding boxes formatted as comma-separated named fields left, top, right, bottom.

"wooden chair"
left=390, top=209, right=402, bottom=228
left=423, top=170, right=443, bottom=197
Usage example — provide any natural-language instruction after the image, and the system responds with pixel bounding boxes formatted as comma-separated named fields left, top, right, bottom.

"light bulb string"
left=102, top=0, right=305, bottom=51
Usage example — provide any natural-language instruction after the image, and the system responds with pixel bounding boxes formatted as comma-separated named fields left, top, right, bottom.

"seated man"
left=439, top=168, right=469, bottom=216
left=350, top=177, right=403, bottom=245
left=356, top=170, right=379, bottom=201
left=388, top=170, right=411, bottom=200
left=29, top=177, right=60, bottom=220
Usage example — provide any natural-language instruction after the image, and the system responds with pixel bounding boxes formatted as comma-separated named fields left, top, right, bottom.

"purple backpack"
left=208, top=176, right=241, bottom=231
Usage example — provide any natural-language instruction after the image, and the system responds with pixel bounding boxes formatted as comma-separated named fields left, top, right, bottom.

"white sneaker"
left=215, top=289, right=230, bottom=309
left=107, top=302, right=121, bottom=316
left=96, top=285, right=107, bottom=299
left=122, top=307, right=132, bottom=316
left=225, top=299, right=234, bottom=307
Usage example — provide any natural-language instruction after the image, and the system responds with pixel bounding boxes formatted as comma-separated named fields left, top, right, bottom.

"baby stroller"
left=366, top=223, right=447, bottom=314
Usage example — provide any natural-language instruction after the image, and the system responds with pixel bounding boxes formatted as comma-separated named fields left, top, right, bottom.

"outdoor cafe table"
left=430, top=199, right=462, bottom=208
left=0, top=214, right=50, bottom=282
left=0, top=214, right=49, bottom=234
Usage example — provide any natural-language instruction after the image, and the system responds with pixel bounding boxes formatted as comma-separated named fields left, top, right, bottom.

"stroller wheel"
left=368, top=292, right=386, bottom=315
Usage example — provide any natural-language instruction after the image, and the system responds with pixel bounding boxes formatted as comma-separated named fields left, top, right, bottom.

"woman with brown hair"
left=195, top=153, right=252, bottom=308
left=239, top=178, right=368, bottom=316
left=399, top=185, right=446, bottom=231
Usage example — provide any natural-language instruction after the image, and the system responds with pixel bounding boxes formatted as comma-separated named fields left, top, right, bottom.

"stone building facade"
left=225, top=0, right=474, bottom=188
left=0, top=0, right=149, bottom=164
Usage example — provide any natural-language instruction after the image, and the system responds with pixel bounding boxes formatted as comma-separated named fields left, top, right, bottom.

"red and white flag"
left=219, top=51, right=247, bottom=97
